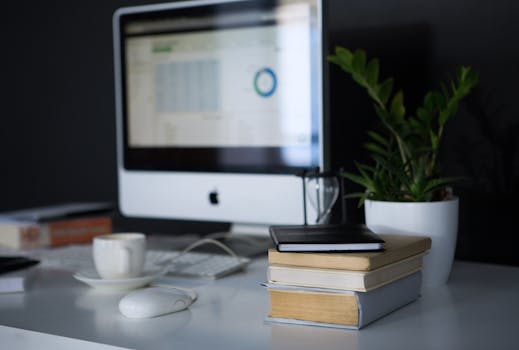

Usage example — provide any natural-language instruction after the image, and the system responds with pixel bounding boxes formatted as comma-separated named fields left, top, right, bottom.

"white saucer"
left=73, top=267, right=166, bottom=291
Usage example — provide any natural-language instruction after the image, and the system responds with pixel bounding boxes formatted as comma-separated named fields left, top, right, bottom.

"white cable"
left=149, top=238, right=243, bottom=301
left=155, top=238, right=242, bottom=269
left=176, top=238, right=240, bottom=261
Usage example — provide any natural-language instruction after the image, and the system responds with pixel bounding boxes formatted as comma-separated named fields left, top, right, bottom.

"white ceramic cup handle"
left=118, top=247, right=132, bottom=276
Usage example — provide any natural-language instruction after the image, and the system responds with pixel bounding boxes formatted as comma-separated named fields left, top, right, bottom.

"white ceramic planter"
left=364, top=197, right=459, bottom=289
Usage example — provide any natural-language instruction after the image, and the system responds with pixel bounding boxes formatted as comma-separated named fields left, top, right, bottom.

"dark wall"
left=1, top=1, right=518, bottom=264
left=324, top=0, right=519, bottom=266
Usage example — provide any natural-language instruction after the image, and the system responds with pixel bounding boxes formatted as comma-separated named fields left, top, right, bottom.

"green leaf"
left=366, top=58, right=380, bottom=86
left=408, top=117, right=421, bottom=131
left=355, top=161, right=374, bottom=181
left=468, top=69, right=480, bottom=86
left=454, top=66, right=479, bottom=99
left=458, top=66, right=469, bottom=82
left=328, top=55, right=352, bottom=74
left=367, top=88, right=381, bottom=103
left=423, top=177, right=463, bottom=195
left=371, top=154, right=397, bottom=171
left=411, top=157, right=426, bottom=187
left=424, top=91, right=434, bottom=111
left=416, top=107, right=430, bottom=122
left=328, top=47, right=354, bottom=73
left=429, top=130, right=439, bottom=150
left=357, top=163, right=376, bottom=173
left=390, top=90, right=406, bottom=121
left=352, top=49, right=367, bottom=75
left=341, top=171, right=374, bottom=191
left=446, top=103, right=459, bottom=119
left=364, top=142, right=388, bottom=156
left=432, top=91, right=446, bottom=110
left=450, top=81, right=458, bottom=97
left=326, top=54, right=341, bottom=65
left=378, top=78, right=394, bottom=105
left=438, top=109, right=452, bottom=127
left=374, top=104, right=390, bottom=122
left=367, top=130, right=389, bottom=147
left=335, top=47, right=353, bottom=66
left=351, top=72, right=367, bottom=87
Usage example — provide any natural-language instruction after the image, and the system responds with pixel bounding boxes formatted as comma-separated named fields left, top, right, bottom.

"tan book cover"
left=269, top=289, right=359, bottom=326
left=268, top=234, right=431, bottom=271
left=268, top=253, right=423, bottom=292
left=265, top=272, right=422, bottom=329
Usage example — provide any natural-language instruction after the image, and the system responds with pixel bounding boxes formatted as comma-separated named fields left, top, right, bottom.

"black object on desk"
left=0, top=257, right=40, bottom=275
left=269, top=223, right=385, bottom=252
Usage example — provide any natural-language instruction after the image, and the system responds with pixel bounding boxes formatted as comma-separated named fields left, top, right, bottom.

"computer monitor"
left=113, top=0, right=327, bottom=235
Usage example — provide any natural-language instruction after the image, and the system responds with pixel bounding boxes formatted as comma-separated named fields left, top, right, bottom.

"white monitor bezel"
left=113, top=0, right=325, bottom=229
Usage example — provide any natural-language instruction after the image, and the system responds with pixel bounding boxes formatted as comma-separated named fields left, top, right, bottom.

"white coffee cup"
left=93, top=233, right=146, bottom=279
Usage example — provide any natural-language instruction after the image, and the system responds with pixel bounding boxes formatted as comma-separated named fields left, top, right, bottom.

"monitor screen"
left=113, top=0, right=326, bottom=232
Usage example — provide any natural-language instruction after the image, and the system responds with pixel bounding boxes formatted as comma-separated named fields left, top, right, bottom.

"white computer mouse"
left=119, top=286, right=196, bottom=318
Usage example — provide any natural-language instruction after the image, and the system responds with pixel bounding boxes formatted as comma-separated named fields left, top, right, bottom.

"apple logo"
left=209, top=190, right=219, bottom=205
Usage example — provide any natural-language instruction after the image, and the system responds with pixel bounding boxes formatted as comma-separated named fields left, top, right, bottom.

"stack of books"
left=264, top=234, right=431, bottom=329
left=0, top=202, right=113, bottom=250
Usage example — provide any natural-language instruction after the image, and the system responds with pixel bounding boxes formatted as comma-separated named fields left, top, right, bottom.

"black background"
left=1, top=0, right=518, bottom=265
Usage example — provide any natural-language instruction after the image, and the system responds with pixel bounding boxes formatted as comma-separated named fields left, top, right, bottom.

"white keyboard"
left=33, top=245, right=250, bottom=279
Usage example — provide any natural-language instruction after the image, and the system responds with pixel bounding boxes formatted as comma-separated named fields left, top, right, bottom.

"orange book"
left=0, top=216, right=113, bottom=250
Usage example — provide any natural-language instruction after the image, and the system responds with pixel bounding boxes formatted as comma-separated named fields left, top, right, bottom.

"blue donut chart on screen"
left=254, top=67, right=277, bottom=98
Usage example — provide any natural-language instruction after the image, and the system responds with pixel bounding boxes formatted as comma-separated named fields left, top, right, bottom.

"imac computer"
left=113, top=0, right=327, bottom=237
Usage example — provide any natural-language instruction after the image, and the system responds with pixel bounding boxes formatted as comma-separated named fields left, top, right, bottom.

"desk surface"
left=1, top=257, right=518, bottom=350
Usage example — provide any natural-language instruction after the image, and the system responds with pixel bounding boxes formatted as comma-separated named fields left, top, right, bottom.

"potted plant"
left=328, top=47, right=479, bottom=288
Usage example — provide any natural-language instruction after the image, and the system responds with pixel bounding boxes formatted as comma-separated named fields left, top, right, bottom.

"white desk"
left=1, top=258, right=518, bottom=350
